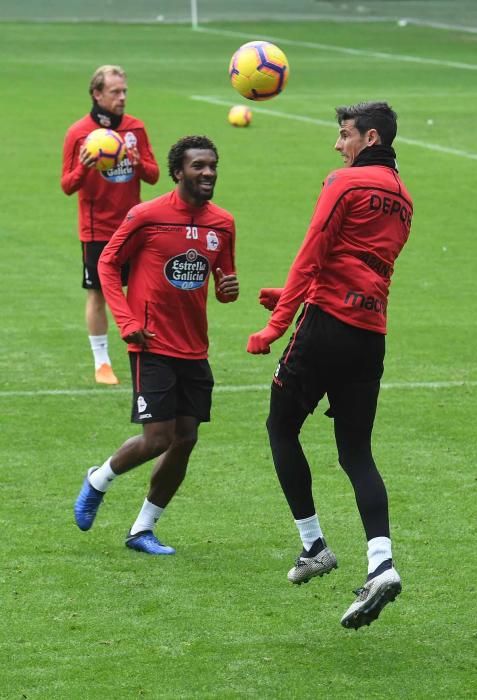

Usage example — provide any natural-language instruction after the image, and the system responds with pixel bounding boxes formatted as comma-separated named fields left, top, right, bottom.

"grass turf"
left=0, top=18, right=475, bottom=699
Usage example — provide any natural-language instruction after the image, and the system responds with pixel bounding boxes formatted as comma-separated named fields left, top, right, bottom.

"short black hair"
left=168, top=135, right=219, bottom=182
left=335, top=101, right=397, bottom=146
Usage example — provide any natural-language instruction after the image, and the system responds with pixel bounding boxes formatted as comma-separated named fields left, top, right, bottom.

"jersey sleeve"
left=98, top=207, right=148, bottom=339
left=135, top=128, right=159, bottom=185
left=213, top=220, right=237, bottom=303
left=269, top=173, right=348, bottom=334
left=60, top=128, right=88, bottom=195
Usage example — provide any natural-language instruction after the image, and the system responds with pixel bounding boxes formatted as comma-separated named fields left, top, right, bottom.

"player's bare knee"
left=142, top=424, right=174, bottom=458
left=172, top=433, right=198, bottom=457
left=142, top=435, right=169, bottom=459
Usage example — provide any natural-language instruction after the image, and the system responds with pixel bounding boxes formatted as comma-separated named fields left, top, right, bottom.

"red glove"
left=259, top=287, right=283, bottom=311
left=247, top=326, right=282, bottom=355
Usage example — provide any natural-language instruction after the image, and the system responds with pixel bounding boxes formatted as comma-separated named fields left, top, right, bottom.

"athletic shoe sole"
left=341, top=579, right=402, bottom=629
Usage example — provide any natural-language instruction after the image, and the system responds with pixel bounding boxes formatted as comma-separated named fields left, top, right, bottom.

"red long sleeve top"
left=61, top=113, right=159, bottom=241
left=269, top=165, right=413, bottom=335
left=98, top=190, right=237, bottom=359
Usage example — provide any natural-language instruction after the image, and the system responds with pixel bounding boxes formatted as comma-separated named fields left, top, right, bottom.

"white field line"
left=0, top=380, right=475, bottom=398
left=405, top=19, right=477, bottom=35
left=196, top=26, right=477, bottom=71
left=191, top=95, right=477, bottom=161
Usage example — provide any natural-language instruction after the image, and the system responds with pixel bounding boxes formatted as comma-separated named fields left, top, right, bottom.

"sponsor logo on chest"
left=100, top=156, right=134, bottom=183
left=165, top=248, right=210, bottom=290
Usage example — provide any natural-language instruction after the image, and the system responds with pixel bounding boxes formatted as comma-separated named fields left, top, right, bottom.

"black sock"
left=366, top=558, right=393, bottom=581
left=302, top=537, right=326, bottom=558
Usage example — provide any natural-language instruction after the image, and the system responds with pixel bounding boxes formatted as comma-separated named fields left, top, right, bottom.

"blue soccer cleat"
left=74, top=467, right=105, bottom=531
left=125, top=530, right=176, bottom=555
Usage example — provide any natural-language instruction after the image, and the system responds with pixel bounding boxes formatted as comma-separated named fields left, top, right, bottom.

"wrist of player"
left=247, top=324, right=283, bottom=354
left=259, top=287, right=283, bottom=311
left=121, top=323, right=142, bottom=342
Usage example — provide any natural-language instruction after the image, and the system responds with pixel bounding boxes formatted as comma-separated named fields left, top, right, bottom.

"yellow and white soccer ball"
left=228, top=105, right=253, bottom=127
left=84, top=128, right=127, bottom=171
left=228, top=41, right=289, bottom=101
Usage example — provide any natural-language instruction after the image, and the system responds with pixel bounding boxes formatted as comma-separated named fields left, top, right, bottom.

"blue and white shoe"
left=74, top=467, right=105, bottom=531
left=125, top=530, right=176, bottom=555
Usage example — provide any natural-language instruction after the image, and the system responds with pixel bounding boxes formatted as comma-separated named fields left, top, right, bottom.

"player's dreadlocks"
left=168, top=135, right=219, bottom=182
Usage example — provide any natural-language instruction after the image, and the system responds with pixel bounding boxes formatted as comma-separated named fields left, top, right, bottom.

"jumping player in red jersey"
left=61, top=65, right=159, bottom=385
left=247, top=102, right=413, bottom=629
left=74, top=135, right=239, bottom=555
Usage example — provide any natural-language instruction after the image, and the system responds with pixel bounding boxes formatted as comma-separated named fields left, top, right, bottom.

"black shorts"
left=81, top=241, right=129, bottom=290
left=129, top=352, right=214, bottom=424
left=272, top=304, right=385, bottom=428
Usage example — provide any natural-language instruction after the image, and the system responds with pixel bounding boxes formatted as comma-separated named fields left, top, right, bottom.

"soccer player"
left=74, top=135, right=239, bottom=555
left=247, top=102, right=413, bottom=629
left=61, top=65, right=159, bottom=384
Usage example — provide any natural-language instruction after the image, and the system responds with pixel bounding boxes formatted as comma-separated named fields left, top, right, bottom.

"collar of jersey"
left=172, top=189, right=209, bottom=213
left=90, top=101, right=123, bottom=130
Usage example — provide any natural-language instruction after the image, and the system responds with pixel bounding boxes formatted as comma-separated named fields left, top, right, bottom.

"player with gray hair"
left=61, top=64, right=159, bottom=385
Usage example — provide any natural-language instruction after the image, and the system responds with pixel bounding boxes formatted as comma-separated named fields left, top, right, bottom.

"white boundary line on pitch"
left=191, top=96, right=477, bottom=161
left=196, top=26, right=477, bottom=71
left=0, top=380, right=475, bottom=398
left=405, top=19, right=477, bottom=35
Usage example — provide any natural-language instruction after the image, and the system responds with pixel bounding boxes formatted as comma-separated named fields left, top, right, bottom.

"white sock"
left=130, top=499, right=165, bottom=536
left=367, top=536, right=393, bottom=574
left=89, top=457, right=117, bottom=493
left=88, top=334, right=111, bottom=370
left=295, top=514, right=323, bottom=552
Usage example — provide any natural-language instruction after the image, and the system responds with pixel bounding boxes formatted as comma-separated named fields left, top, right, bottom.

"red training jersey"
left=270, top=165, right=413, bottom=335
left=98, top=190, right=237, bottom=359
left=61, top=113, right=159, bottom=242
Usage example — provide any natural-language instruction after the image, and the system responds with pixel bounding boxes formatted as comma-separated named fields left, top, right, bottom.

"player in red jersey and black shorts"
left=247, top=102, right=413, bottom=630
left=74, top=135, right=239, bottom=555
left=61, top=65, right=159, bottom=384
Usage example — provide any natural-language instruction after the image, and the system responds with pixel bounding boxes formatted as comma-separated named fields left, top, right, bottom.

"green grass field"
left=0, top=18, right=476, bottom=699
